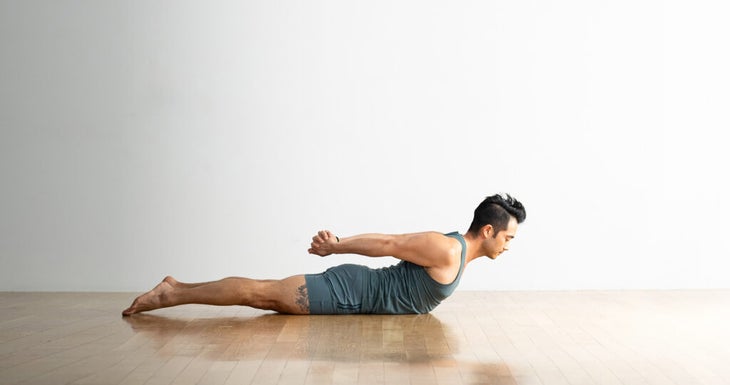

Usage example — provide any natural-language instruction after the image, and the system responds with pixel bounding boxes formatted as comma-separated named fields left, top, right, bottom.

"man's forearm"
left=333, top=234, right=396, bottom=257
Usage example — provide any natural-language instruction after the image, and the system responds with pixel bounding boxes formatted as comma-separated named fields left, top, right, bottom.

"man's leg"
left=121, top=275, right=309, bottom=316
left=162, top=276, right=216, bottom=289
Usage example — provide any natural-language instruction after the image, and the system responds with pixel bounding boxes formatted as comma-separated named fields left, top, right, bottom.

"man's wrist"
left=332, top=235, right=343, bottom=254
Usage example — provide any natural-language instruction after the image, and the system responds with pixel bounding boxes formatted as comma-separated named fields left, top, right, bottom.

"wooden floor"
left=1, top=290, right=729, bottom=385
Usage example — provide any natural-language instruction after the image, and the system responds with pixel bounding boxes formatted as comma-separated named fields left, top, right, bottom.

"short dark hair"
left=467, top=193, right=526, bottom=235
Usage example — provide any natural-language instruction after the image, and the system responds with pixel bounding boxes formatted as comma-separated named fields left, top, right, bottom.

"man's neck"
left=462, top=232, right=485, bottom=264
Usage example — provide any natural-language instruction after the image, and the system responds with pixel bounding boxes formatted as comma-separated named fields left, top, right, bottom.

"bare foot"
left=162, top=275, right=211, bottom=289
left=163, top=275, right=182, bottom=288
left=122, top=279, right=175, bottom=316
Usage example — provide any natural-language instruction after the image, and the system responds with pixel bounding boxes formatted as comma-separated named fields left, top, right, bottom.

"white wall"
left=1, top=1, right=728, bottom=291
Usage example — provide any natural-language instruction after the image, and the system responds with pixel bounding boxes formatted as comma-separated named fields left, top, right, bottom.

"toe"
left=122, top=299, right=139, bottom=316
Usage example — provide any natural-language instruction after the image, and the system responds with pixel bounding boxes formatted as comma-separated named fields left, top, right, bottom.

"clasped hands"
left=308, top=230, right=338, bottom=256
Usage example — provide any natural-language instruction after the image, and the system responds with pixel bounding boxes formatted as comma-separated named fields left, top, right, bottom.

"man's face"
left=485, top=217, right=518, bottom=259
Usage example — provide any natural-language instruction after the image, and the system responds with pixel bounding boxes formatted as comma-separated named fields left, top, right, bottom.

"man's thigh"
left=261, top=275, right=309, bottom=315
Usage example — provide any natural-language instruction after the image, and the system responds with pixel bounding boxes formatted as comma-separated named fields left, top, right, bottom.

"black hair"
left=467, top=193, right=526, bottom=235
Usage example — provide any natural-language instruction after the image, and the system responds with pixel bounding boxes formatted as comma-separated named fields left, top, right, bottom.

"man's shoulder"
left=403, top=231, right=456, bottom=244
left=406, top=232, right=462, bottom=258
left=409, top=231, right=459, bottom=237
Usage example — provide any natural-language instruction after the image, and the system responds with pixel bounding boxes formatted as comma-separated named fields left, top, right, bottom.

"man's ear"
left=481, top=224, right=494, bottom=238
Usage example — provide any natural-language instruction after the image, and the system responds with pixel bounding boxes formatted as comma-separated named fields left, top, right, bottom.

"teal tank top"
left=361, top=232, right=467, bottom=314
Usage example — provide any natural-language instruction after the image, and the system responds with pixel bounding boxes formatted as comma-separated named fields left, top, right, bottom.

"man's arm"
left=308, top=230, right=456, bottom=268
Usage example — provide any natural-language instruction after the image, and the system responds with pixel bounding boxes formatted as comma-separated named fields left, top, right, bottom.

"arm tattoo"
left=295, top=284, right=310, bottom=313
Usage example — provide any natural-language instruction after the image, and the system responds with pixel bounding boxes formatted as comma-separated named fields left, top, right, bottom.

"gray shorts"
left=305, top=264, right=368, bottom=314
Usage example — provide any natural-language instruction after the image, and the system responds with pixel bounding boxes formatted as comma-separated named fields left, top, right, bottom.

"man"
left=122, top=193, right=526, bottom=316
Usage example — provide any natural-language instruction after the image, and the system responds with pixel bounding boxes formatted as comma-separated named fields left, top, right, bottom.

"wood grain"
left=1, top=290, right=729, bottom=384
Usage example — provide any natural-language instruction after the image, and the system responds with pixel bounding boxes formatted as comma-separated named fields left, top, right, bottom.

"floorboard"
left=0, top=290, right=729, bottom=384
